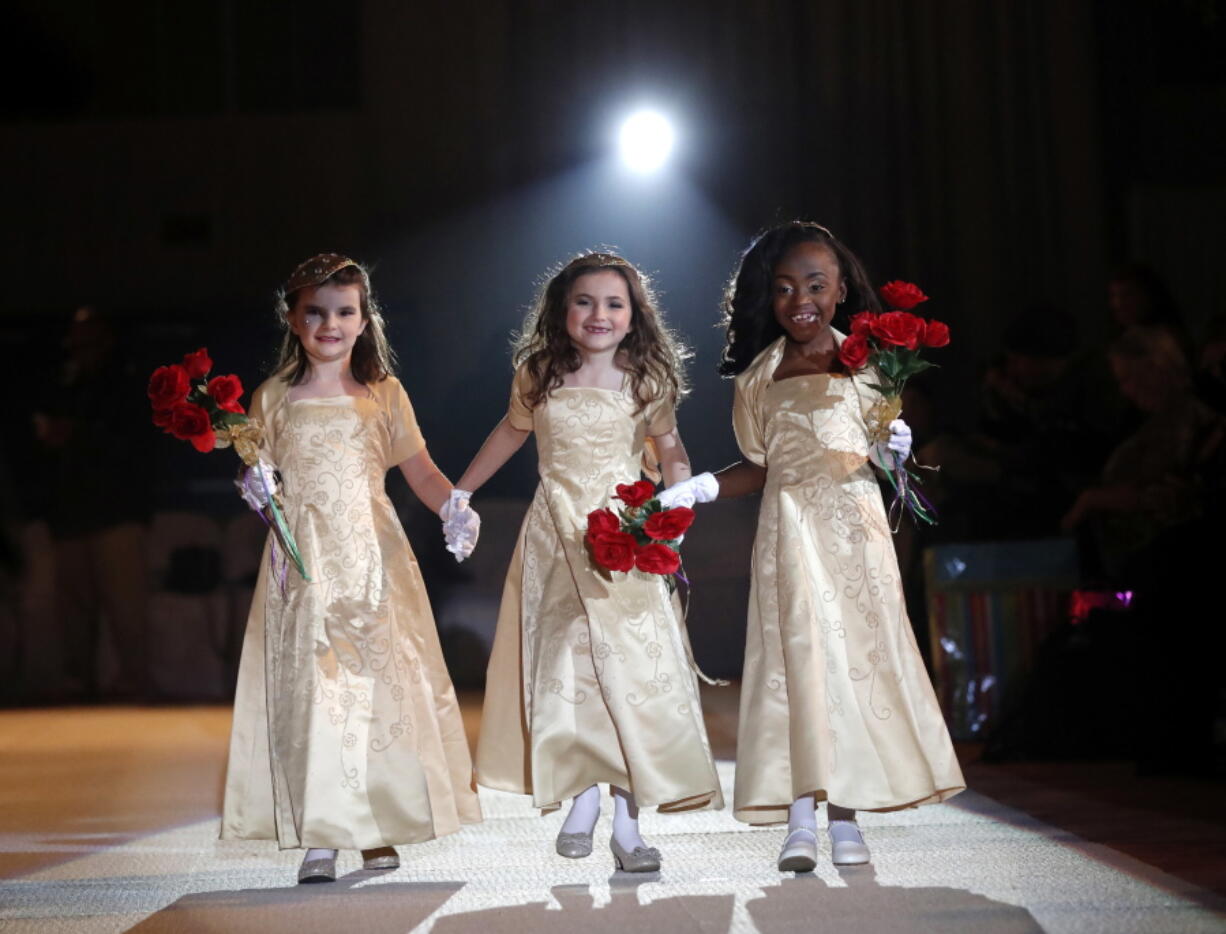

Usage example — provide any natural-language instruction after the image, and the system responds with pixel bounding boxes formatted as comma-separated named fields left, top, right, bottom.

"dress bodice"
left=275, top=396, right=391, bottom=518
left=532, top=388, right=651, bottom=514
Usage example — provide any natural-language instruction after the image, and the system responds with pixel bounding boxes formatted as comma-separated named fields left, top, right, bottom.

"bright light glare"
left=618, top=110, right=674, bottom=172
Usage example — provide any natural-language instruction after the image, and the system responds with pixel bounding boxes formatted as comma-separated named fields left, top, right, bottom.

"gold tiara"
left=283, top=252, right=365, bottom=294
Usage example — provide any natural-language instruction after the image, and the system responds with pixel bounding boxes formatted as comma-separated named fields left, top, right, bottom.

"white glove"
left=440, top=489, right=480, bottom=562
left=657, top=472, right=720, bottom=509
left=869, top=418, right=913, bottom=470
left=235, top=461, right=278, bottom=511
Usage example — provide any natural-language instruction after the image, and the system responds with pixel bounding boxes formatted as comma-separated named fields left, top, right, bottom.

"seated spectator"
left=1062, top=326, right=1224, bottom=583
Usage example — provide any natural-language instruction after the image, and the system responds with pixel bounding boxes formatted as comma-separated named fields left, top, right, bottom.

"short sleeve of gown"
left=248, top=384, right=269, bottom=451
left=247, top=378, right=284, bottom=466
left=732, top=378, right=766, bottom=467
left=386, top=379, right=427, bottom=467
left=507, top=365, right=535, bottom=431
left=643, top=384, right=678, bottom=437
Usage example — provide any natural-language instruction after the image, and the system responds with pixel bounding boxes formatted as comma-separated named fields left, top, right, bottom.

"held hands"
left=657, top=472, right=720, bottom=509
left=235, top=461, right=279, bottom=511
left=868, top=419, right=913, bottom=471
left=440, top=488, right=481, bottom=563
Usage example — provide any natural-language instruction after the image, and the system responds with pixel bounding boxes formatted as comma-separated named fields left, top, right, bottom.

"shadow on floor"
left=426, top=867, right=1044, bottom=934
left=127, top=876, right=464, bottom=933
left=748, top=869, right=1044, bottom=934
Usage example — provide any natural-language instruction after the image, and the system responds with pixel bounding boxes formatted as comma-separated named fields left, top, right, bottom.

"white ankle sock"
left=611, top=786, right=647, bottom=851
left=560, top=784, right=601, bottom=835
left=304, top=848, right=336, bottom=862
left=788, top=795, right=817, bottom=834
left=827, top=803, right=862, bottom=842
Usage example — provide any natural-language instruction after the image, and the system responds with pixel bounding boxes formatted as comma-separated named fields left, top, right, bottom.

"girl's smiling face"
left=288, top=283, right=367, bottom=365
left=772, top=241, right=846, bottom=347
left=565, top=269, right=633, bottom=355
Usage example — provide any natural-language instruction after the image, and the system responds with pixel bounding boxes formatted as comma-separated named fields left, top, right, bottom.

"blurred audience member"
left=1061, top=326, right=1224, bottom=583
left=1195, top=313, right=1226, bottom=415
left=921, top=305, right=1125, bottom=539
left=33, top=307, right=152, bottom=700
left=1107, top=262, right=1193, bottom=359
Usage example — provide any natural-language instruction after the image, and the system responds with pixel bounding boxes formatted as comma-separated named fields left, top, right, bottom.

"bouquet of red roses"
left=585, top=480, right=694, bottom=591
left=838, top=281, right=949, bottom=526
left=148, top=347, right=309, bottom=582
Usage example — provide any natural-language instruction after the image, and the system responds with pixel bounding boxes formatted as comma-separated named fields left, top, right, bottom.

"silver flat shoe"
left=361, top=846, right=400, bottom=870
left=297, top=854, right=337, bottom=884
left=555, top=831, right=593, bottom=859
left=828, top=820, right=871, bottom=866
left=610, top=836, right=661, bottom=873
left=777, top=827, right=818, bottom=872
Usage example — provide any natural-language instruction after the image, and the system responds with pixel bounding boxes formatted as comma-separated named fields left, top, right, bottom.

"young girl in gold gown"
left=221, top=254, right=482, bottom=883
left=661, top=223, right=964, bottom=870
left=454, top=252, right=722, bottom=872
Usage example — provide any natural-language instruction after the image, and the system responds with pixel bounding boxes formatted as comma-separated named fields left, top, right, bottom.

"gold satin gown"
left=476, top=368, right=723, bottom=813
left=221, top=375, right=481, bottom=850
left=732, top=337, right=964, bottom=824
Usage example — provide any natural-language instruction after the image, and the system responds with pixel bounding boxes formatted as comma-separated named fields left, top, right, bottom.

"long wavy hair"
left=719, top=221, right=880, bottom=377
left=273, top=262, right=396, bottom=385
left=513, top=252, right=690, bottom=412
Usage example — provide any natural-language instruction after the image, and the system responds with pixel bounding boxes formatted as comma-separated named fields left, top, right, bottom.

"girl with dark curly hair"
left=454, top=252, right=722, bottom=873
left=661, top=222, right=964, bottom=870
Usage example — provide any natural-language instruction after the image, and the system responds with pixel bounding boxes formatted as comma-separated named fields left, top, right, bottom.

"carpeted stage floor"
left=1, top=692, right=1224, bottom=933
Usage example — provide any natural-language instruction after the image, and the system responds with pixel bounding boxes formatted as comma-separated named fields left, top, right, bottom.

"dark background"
left=1, top=0, right=1224, bottom=700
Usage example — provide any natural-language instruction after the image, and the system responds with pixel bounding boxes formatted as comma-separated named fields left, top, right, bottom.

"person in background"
left=33, top=307, right=151, bottom=701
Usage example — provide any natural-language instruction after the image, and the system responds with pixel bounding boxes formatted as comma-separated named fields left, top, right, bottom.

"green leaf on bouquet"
left=897, top=359, right=935, bottom=380
left=213, top=410, right=248, bottom=429
left=875, top=354, right=902, bottom=379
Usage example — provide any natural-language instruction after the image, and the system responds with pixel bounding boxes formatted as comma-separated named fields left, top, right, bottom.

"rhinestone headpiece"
left=283, top=252, right=365, bottom=295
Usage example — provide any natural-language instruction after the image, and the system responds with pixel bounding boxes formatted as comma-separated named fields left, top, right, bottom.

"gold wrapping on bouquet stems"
left=866, top=395, right=903, bottom=443
left=217, top=419, right=264, bottom=467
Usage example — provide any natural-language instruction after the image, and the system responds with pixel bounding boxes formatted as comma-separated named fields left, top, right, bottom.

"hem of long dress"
left=541, top=775, right=723, bottom=815
left=218, top=818, right=473, bottom=851
left=732, top=782, right=966, bottom=825
left=475, top=773, right=532, bottom=796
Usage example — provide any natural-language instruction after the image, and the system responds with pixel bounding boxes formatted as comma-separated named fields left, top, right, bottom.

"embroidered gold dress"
left=475, top=368, right=723, bottom=812
left=732, top=336, right=964, bottom=823
left=221, top=376, right=481, bottom=850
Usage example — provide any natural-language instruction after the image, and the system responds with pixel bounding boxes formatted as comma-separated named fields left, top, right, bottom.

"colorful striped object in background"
left=924, top=540, right=1079, bottom=740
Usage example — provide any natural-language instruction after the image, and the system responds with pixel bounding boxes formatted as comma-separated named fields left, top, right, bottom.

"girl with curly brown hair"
left=454, top=251, right=722, bottom=872
left=221, top=254, right=483, bottom=884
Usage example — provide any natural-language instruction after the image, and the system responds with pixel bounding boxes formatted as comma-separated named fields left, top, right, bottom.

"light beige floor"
left=1, top=695, right=1223, bottom=933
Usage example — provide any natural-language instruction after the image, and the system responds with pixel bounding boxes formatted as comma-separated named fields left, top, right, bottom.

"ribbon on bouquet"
left=249, top=464, right=311, bottom=595
left=880, top=451, right=939, bottom=532
left=674, top=563, right=730, bottom=687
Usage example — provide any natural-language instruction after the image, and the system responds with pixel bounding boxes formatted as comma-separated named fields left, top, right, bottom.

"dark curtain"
left=366, top=0, right=1105, bottom=416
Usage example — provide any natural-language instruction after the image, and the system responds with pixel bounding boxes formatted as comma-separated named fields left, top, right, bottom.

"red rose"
left=849, top=311, right=875, bottom=337
left=921, top=319, right=951, bottom=348
left=590, top=530, right=637, bottom=572
left=879, top=280, right=928, bottom=311
left=634, top=543, right=681, bottom=575
left=643, top=507, right=695, bottom=542
left=614, top=480, right=656, bottom=509
left=207, top=374, right=245, bottom=413
left=148, top=364, right=190, bottom=410
left=168, top=402, right=216, bottom=453
left=870, top=311, right=924, bottom=350
left=585, top=508, right=621, bottom=541
left=838, top=333, right=871, bottom=371
left=181, top=347, right=213, bottom=380
left=151, top=408, right=174, bottom=432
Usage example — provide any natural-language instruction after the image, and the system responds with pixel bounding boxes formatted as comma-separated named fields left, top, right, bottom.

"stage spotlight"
left=618, top=109, right=675, bottom=173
